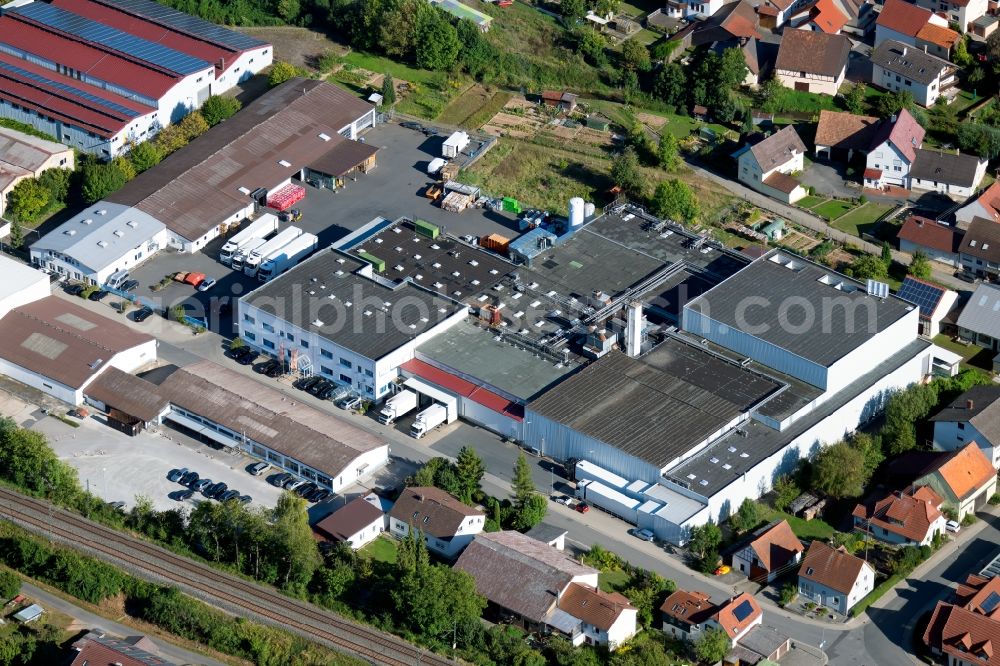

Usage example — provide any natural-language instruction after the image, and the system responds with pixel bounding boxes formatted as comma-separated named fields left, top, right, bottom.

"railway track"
left=0, top=488, right=455, bottom=666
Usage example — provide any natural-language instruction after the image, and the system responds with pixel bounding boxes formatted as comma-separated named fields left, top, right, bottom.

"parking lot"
left=119, top=121, right=520, bottom=336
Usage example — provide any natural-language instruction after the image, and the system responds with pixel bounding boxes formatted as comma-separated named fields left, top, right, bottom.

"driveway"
left=800, top=160, right=861, bottom=199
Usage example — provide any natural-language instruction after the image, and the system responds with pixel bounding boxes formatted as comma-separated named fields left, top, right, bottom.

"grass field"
left=437, top=86, right=514, bottom=128
left=812, top=199, right=856, bottom=221
left=797, top=195, right=826, bottom=209
left=341, top=51, right=441, bottom=86
left=361, top=536, right=398, bottom=563
left=763, top=87, right=840, bottom=114
left=831, top=202, right=894, bottom=237
left=932, top=334, right=996, bottom=371
left=761, top=509, right=837, bottom=542
left=599, top=569, right=630, bottom=592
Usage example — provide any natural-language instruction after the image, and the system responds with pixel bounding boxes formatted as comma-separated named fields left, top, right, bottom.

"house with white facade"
left=910, top=149, right=988, bottom=198
left=757, top=0, right=797, bottom=28
left=931, top=386, right=1000, bottom=469
left=957, top=218, right=1000, bottom=280
left=896, top=216, right=962, bottom=268
left=0, top=296, right=156, bottom=405
left=313, top=494, right=387, bottom=549
left=0, top=128, right=74, bottom=219
left=774, top=28, right=851, bottom=96
left=870, top=41, right=957, bottom=108
left=798, top=541, right=875, bottom=614
left=864, top=108, right=925, bottom=189
left=389, top=487, right=485, bottom=559
left=875, top=0, right=936, bottom=46
left=661, top=590, right=762, bottom=644
left=956, top=181, right=1000, bottom=228
left=914, top=0, right=988, bottom=32
left=956, top=282, right=1000, bottom=353
left=735, top=125, right=808, bottom=203
left=896, top=276, right=958, bottom=337
left=915, top=443, right=998, bottom=519
left=852, top=486, right=946, bottom=546
left=733, top=519, right=805, bottom=583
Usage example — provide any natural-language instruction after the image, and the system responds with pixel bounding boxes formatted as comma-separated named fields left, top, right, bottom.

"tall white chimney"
left=626, top=300, right=644, bottom=358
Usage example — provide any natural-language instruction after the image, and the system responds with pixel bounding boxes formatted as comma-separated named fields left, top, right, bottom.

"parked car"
left=133, top=306, right=154, bottom=322
left=270, top=473, right=291, bottom=487
left=631, top=528, right=655, bottom=542
left=264, top=361, right=283, bottom=378
left=525, top=446, right=541, bottom=457
left=308, top=379, right=333, bottom=396
left=180, top=471, right=200, bottom=486
left=296, top=482, right=317, bottom=498
left=422, top=126, right=440, bottom=136
left=946, top=520, right=961, bottom=533
left=308, top=489, right=330, bottom=503
left=317, top=384, right=340, bottom=400
left=196, top=277, right=217, bottom=292
left=88, top=290, right=109, bottom=301
left=284, top=478, right=306, bottom=491
left=233, top=347, right=256, bottom=365
left=247, top=461, right=269, bottom=476
left=65, top=284, right=85, bottom=296
left=170, top=489, right=194, bottom=501
left=714, top=565, right=731, bottom=576
left=120, top=279, right=139, bottom=292
left=551, top=494, right=572, bottom=506
left=205, top=482, right=228, bottom=498
left=296, top=376, right=321, bottom=391
left=108, top=501, right=126, bottom=511
left=336, top=396, right=361, bottom=410
left=575, top=502, right=590, bottom=514
left=191, top=479, right=212, bottom=492
left=400, top=121, right=423, bottom=131
left=219, top=489, right=241, bottom=502
left=167, top=468, right=188, bottom=483
left=954, top=270, right=977, bottom=283
left=238, top=495, right=252, bottom=505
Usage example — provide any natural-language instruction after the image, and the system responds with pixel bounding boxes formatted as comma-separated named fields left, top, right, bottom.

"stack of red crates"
left=266, top=184, right=306, bottom=211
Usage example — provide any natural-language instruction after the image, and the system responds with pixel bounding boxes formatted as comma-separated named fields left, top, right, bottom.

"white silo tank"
left=569, top=197, right=585, bottom=227
left=584, top=202, right=596, bottom=219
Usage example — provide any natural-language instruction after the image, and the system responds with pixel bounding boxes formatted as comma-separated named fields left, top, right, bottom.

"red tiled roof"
left=931, top=442, right=996, bottom=501
left=400, top=358, right=524, bottom=421
left=967, top=576, right=1000, bottom=618
left=799, top=540, right=870, bottom=595
left=924, top=602, right=1000, bottom=666
left=70, top=634, right=173, bottom=666
left=967, top=181, right=1000, bottom=221
left=815, top=110, right=879, bottom=151
left=877, top=0, right=932, bottom=37
left=661, top=589, right=719, bottom=626
left=0, top=14, right=180, bottom=100
left=748, top=520, right=804, bottom=572
left=897, top=215, right=962, bottom=254
left=864, top=168, right=883, bottom=179
left=713, top=593, right=762, bottom=638
left=869, top=108, right=925, bottom=163
left=558, top=583, right=634, bottom=631
left=917, top=22, right=961, bottom=48
left=810, top=0, right=850, bottom=33
left=852, top=486, right=943, bottom=543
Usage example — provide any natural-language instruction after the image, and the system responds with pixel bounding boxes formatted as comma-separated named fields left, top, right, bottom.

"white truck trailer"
left=243, top=226, right=303, bottom=277
left=377, top=390, right=418, bottom=425
left=230, top=237, right=267, bottom=272
left=257, top=232, right=318, bottom=282
left=409, top=403, right=448, bottom=438
left=219, top=214, right=279, bottom=265
left=442, top=131, right=470, bottom=158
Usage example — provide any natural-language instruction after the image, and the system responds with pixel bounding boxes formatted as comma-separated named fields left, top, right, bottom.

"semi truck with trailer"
left=409, top=403, right=447, bottom=438
left=231, top=237, right=266, bottom=272
left=257, top=233, right=319, bottom=282
left=243, top=227, right=303, bottom=277
left=219, top=214, right=279, bottom=265
left=377, top=390, right=418, bottom=425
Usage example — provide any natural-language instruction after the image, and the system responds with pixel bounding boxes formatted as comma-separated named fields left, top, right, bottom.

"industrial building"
left=31, top=79, right=378, bottom=279
left=0, top=127, right=74, bottom=219
left=0, top=0, right=271, bottom=157
left=0, top=255, right=50, bottom=319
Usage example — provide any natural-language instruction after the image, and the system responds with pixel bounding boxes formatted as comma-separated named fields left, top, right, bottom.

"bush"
left=989, top=493, right=1000, bottom=506
left=0, top=571, right=20, bottom=600
left=268, top=61, right=300, bottom=87
left=200, top=95, right=242, bottom=126
left=779, top=582, right=797, bottom=606
left=961, top=513, right=977, bottom=526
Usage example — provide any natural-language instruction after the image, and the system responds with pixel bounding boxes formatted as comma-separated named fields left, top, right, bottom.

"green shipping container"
left=414, top=219, right=440, bottom=239
left=357, top=250, right=386, bottom=273
left=502, top=197, right=521, bottom=214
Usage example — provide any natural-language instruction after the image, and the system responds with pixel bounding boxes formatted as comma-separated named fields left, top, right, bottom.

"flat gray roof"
left=416, top=318, right=579, bottom=400
left=668, top=337, right=931, bottom=496
left=528, top=337, right=783, bottom=469
left=243, top=249, right=464, bottom=361
left=685, top=250, right=915, bottom=368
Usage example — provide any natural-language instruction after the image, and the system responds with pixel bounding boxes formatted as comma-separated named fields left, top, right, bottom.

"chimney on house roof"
left=967, top=399, right=975, bottom=410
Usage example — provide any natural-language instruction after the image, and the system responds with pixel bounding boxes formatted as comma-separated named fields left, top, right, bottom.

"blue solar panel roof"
left=897, top=277, right=945, bottom=318
left=0, top=60, right=141, bottom=119
left=982, top=591, right=1000, bottom=614
left=732, top=599, right=754, bottom=623
left=11, top=2, right=211, bottom=75
left=99, top=0, right=269, bottom=51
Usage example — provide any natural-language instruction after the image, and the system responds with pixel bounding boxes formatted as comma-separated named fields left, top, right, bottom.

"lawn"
left=831, top=202, right=895, bottom=238
left=361, top=536, right=398, bottom=564
left=797, top=195, right=827, bottom=209
left=438, top=86, right=514, bottom=128
left=341, top=51, right=441, bottom=86
left=763, top=87, right=840, bottom=114
left=762, top=509, right=837, bottom=542
left=932, top=334, right=996, bottom=372
left=599, top=569, right=630, bottom=592
left=812, top=199, right=856, bottom=221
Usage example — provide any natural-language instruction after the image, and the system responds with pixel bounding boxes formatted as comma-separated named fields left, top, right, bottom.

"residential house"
left=455, top=531, right=638, bottom=647
left=915, top=442, right=998, bottom=519
left=896, top=276, right=959, bottom=337
left=388, top=486, right=485, bottom=559
left=792, top=0, right=851, bottom=33
left=735, top=125, right=809, bottom=203
left=916, top=23, right=962, bottom=59
left=666, top=0, right=760, bottom=57
left=660, top=590, right=763, bottom=644
left=525, top=522, right=568, bottom=551
left=852, top=486, right=946, bottom=546
left=870, top=41, right=958, bottom=107
left=540, top=92, right=578, bottom=113
left=924, top=574, right=1000, bottom=665
left=732, top=519, right=805, bottom=583
left=758, top=0, right=798, bottom=28
left=726, top=626, right=793, bottom=665
left=910, top=149, right=988, bottom=197
left=957, top=282, right=1000, bottom=353
left=914, top=0, right=988, bottom=32
left=864, top=108, right=925, bottom=189
left=957, top=217, right=1000, bottom=279
left=956, top=181, right=1000, bottom=229
left=70, top=632, right=174, bottom=666
left=931, top=385, right=1000, bottom=468
left=971, top=13, right=999, bottom=38
left=875, top=0, right=938, bottom=46
left=710, top=593, right=764, bottom=643
left=313, top=493, right=387, bottom=549
left=0, top=128, right=74, bottom=220
left=814, top=110, right=879, bottom=161
left=797, top=540, right=876, bottom=614
left=896, top=216, right=963, bottom=267
left=774, top=29, right=851, bottom=95
left=741, top=36, right=780, bottom=86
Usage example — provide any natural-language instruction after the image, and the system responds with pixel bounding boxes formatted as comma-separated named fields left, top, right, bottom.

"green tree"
left=153, top=124, right=188, bottom=155
left=379, top=0, right=432, bottom=59
left=909, top=250, right=932, bottom=279
left=6, top=178, right=49, bottom=223
left=611, top=146, right=643, bottom=198
left=511, top=453, right=546, bottom=529
left=881, top=241, right=893, bottom=267
left=851, top=432, right=884, bottom=480
left=200, top=95, right=242, bottom=126
left=651, top=179, right=698, bottom=223
left=968, top=66, right=986, bottom=88
left=650, top=39, right=678, bottom=63
left=268, top=61, right=299, bottom=87
left=657, top=132, right=680, bottom=171
left=813, top=441, right=867, bottom=498
left=8, top=220, right=23, bottom=250
left=621, top=39, right=651, bottom=72
left=81, top=162, right=128, bottom=204
left=772, top=473, right=800, bottom=512
left=380, top=73, right=397, bottom=107
left=717, top=46, right=748, bottom=89
left=416, top=16, right=460, bottom=71
left=883, top=382, right=940, bottom=455
left=129, top=142, right=163, bottom=173
left=276, top=0, right=300, bottom=21
left=687, top=520, right=721, bottom=559
left=37, top=167, right=70, bottom=204
left=730, top=498, right=760, bottom=534
left=560, top=0, right=586, bottom=20
left=953, top=36, right=972, bottom=66
left=454, top=446, right=485, bottom=505
left=958, top=123, right=1000, bottom=159
left=229, top=338, right=246, bottom=352
left=842, top=83, right=867, bottom=115
left=0, top=572, right=19, bottom=601
left=653, top=62, right=686, bottom=108
left=178, top=112, right=209, bottom=141
left=695, top=628, right=731, bottom=664
left=876, top=90, right=914, bottom=118
left=577, top=28, right=607, bottom=67
left=271, top=493, right=322, bottom=591
left=851, top=254, right=889, bottom=280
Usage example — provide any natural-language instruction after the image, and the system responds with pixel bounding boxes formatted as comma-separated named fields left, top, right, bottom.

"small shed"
left=692, top=104, right=710, bottom=121
left=757, top=219, right=785, bottom=240
left=586, top=114, right=611, bottom=131
left=367, top=92, right=384, bottom=106
left=541, top=91, right=579, bottom=113
left=13, top=604, right=43, bottom=623
left=442, top=131, right=471, bottom=158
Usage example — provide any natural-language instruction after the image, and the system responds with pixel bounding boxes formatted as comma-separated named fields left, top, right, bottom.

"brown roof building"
left=877, top=0, right=932, bottom=38
left=313, top=495, right=385, bottom=547
left=84, top=366, right=169, bottom=423
left=661, top=589, right=720, bottom=637
left=798, top=540, right=875, bottom=614
left=557, top=583, right=635, bottom=633
left=958, top=217, right=1000, bottom=267
left=852, top=486, right=945, bottom=546
left=924, top=574, right=1000, bottom=666
left=749, top=125, right=807, bottom=172
left=0, top=296, right=155, bottom=404
left=733, top=519, right=805, bottom=583
left=389, top=487, right=484, bottom=558
left=897, top=216, right=962, bottom=260
left=916, top=442, right=998, bottom=519
left=814, top=110, right=879, bottom=159
left=70, top=632, right=174, bottom=666
left=713, top=592, right=763, bottom=641
left=775, top=29, right=851, bottom=78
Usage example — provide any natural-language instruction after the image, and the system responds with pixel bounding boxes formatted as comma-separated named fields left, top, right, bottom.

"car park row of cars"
left=268, top=472, right=331, bottom=504
left=167, top=467, right=251, bottom=505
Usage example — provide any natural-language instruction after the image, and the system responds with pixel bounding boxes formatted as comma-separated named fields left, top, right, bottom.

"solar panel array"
left=732, top=599, right=754, bottom=622
left=0, top=60, right=141, bottom=118
left=982, top=591, right=1000, bottom=614
left=897, top=277, right=944, bottom=318
left=11, top=2, right=211, bottom=75
left=100, top=0, right=268, bottom=51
